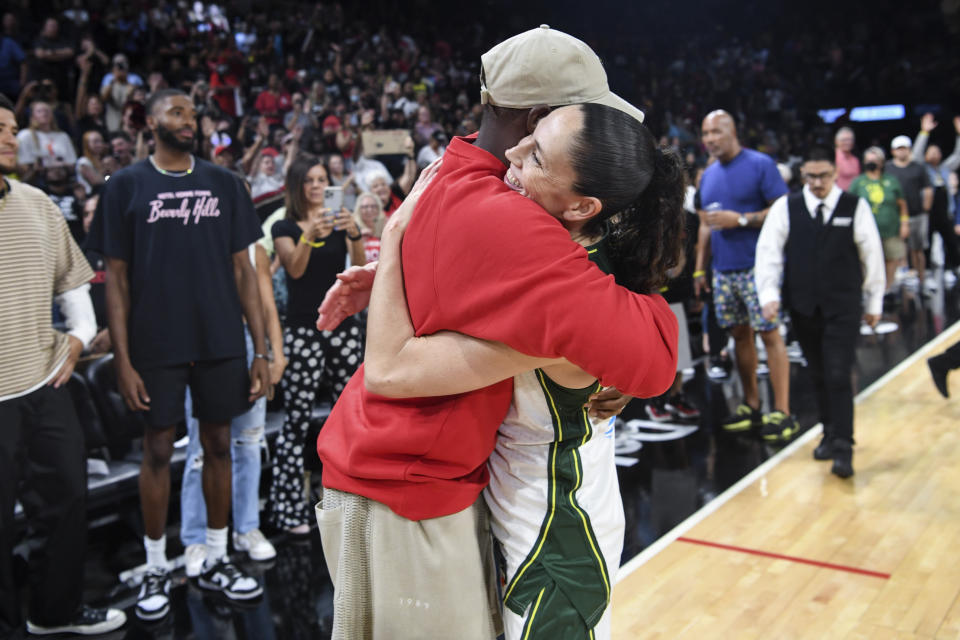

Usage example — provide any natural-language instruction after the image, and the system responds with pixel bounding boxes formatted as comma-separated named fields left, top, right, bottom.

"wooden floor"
left=612, top=321, right=960, bottom=640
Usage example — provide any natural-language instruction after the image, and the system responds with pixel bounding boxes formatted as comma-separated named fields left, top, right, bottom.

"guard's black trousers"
left=791, top=307, right=860, bottom=444
left=0, top=385, right=87, bottom=636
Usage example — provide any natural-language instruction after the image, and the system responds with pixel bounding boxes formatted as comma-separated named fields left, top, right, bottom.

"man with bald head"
left=695, top=110, right=797, bottom=441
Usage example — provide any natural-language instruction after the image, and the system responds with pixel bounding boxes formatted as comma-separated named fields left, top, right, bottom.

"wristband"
left=900, top=217, right=909, bottom=222
left=253, top=352, right=271, bottom=362
left=347, top=232, right=363, bottom=241
left=693, top=270, right=706, bottom=278
left=299, top=233, right=325, bottom=248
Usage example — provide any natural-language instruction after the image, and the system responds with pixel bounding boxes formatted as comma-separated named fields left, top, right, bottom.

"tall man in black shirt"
left=87, top=89, right=270, bottom=622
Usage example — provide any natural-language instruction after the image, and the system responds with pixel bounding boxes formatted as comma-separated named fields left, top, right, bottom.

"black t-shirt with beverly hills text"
left=85, top=157, right=262, bottom=368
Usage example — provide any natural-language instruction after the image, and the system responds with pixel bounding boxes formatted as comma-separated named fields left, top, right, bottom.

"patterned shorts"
left=712, top=268, right=780, bottom=332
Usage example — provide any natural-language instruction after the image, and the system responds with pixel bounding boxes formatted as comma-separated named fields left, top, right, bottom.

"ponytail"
left=605, top=146, right=686, bottom=294
left=570, top=103, right=686, bottom=295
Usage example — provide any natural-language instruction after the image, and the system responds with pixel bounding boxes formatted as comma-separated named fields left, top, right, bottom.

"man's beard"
left=155, top=122, right=196, bottom=153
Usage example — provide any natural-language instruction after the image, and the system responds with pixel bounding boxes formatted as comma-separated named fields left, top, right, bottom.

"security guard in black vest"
left=754, top=147, right=886, bottom=478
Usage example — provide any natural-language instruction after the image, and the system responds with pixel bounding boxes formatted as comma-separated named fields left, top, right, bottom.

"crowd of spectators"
left=0, top=1, right=955, bottom=237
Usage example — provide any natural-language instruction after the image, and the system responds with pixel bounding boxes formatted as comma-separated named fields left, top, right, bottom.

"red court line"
left=677, top=537, right=891, bottom=580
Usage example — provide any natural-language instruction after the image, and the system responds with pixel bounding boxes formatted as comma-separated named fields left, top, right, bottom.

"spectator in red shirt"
left=208, top=52, right=242, bottom=117
left=835, top=126, right=860, bottom=190
left=352, top=191, right=386, bottom=263
left=368, top=170, right=402, bottom=216
left=253, top=73, right=291, bottom=128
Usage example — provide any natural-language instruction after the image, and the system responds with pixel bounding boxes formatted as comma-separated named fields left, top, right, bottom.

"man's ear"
left=525, top=105, right=550, bottom=134
left=560, top=196, right=603, bottom=223
left=145, top=113, right=157, bottom=132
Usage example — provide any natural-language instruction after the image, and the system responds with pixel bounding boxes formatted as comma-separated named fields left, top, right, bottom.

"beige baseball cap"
left=480, top=25, right=644, bottom=124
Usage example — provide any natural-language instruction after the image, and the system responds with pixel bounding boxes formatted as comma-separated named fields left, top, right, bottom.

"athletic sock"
left=144, top=534, right=168, bottom=569
left=205, top=527, right=228, bottom=567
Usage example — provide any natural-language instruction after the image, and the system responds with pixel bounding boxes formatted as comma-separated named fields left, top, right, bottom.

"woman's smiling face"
left=503, top=105, right=583, bottom=218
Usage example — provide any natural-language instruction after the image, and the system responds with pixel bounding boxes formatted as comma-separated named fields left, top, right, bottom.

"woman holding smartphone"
left=269, top=156, right=365, bottom=535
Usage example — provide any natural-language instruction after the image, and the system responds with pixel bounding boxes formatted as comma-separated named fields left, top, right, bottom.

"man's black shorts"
left=138, top=358, right=250, bottom=428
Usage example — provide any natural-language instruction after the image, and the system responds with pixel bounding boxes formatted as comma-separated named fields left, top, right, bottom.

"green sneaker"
left=722, top=404, right=762, bottom=432
left=760, top=411, right=800, bottom=442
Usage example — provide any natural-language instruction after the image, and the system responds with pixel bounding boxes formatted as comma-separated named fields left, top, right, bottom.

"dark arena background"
left=3, top=0, right=960, bottom=638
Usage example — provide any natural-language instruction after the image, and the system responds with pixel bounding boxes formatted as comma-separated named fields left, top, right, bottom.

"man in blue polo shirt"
left=696, top=110, right=798, bottom=441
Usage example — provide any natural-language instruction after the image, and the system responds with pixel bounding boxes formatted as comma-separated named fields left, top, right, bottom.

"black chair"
left=85, top=353, right=145, bottom=458
left=66, top=371, right=110, bottom=459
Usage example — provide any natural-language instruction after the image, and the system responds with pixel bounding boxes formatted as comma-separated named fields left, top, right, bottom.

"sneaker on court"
left=26, top=605, right=126, bottom=636
left=665, top=393, right=700, bottom=420
left=136, top=566, right=171, bottom=621
left=760, top=411, right=801, bottom=443
left=644, top=397, right=671, bottom=422
left=813, top=434, right=834, bottom=460
left=185, top=543, right=207, bottom=578
left=786, top=341, right=804, bottom=362
left=706, top=358, right=731, bottom=381
left=722, top=404, right=762, bottom=433
left=233, top=529, right=276, bottom=561
left=198, top=557, right=263, bottom=600
left=945, top=270, right=957, bottom=288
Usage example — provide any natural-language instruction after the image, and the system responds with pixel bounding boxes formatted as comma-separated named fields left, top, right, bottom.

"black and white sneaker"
left=136, top=566, right=171, bottom=621
left=197, top=557, right=263, bottom=600
left=26, top=605, right=126, bottom=636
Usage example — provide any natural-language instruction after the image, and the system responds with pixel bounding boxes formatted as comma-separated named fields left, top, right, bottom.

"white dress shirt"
left=755, top=184, right=886, bottom=316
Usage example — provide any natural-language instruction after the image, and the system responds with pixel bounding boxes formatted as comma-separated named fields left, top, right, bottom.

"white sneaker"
left=185, top=543, right=207, bottom=578
left=233, top=529, right=276, bottom=561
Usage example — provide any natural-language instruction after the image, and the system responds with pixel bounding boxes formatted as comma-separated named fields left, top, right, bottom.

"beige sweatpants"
left=317, top=488, right=502, bottom=640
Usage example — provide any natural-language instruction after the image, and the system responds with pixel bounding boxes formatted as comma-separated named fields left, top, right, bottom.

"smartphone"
left=323, top=186, right=343, bottom=215
left=361, top=130, right=410, bottom=156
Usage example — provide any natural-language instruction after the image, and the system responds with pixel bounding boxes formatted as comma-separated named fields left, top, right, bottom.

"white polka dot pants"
left=269, top=320, right=362, bottom=530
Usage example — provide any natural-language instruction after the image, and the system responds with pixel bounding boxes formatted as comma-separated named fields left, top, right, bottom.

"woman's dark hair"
left=284, top=155, right=328, bottom=221
left=0, top=93, right=14, bottom=116
left=569, top=103, right=686, bottom=294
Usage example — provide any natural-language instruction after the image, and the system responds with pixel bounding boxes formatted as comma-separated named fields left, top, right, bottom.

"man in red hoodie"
left=315, top=26, right=678, bottom=639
